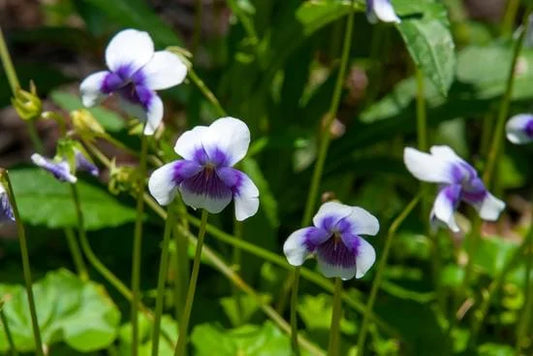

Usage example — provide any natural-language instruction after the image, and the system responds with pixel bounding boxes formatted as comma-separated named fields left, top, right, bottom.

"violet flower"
left=506, top=114, right=533, bottom=145
left=80, top=29, right=187, bottom=135
left=31, top=150, right=99, bottom=184
left=0, top=184, right=15, bottom=223
left=148, top=117, right=259, bottom=221
left=366, top=0, right=401, bottom=24
left=283, top=202, right=379, bottom=280
left=404, top=146, right=505, bottom=232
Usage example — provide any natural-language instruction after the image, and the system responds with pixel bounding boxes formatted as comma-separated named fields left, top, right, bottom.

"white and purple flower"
left=404, top=146, right=505, bottom=232
left=283, top=202, right=379, bottom=280
left=366, top=0, right=401, bottom=24
left=80, top=29, right=187, bottom=135
left=0, top=184, right=15, bottom=223
left=148, top=117, right=259, bottom=221
left=506, top=114, right=533, bottom=145
left=31, top=150, right=99, bottom=184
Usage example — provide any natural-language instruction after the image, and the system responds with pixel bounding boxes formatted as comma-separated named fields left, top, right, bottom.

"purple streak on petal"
left=181, top=168, right=232, bottom=200
left=302, top=227, right=331, bottom=251
left=75, top=151, right=99, bottom=176
left=115, top=64, right=134, bottom=80
left=316, top=236, right=357, bottom=269
left=117, top=84, right=153, bottom=109
left=525, top=119, right=533, bottom=137
left=34, top=158, right=74, bottom=182
left=172, top=160, right=203, bottom=184
left=101, top=72, right=125, bottom=94
left=318, top=215, right=338, bottom=232
left=335, top=217, right=353, bottom=235
left=0, top=192, right=14, bottom=222
left=208, top=147, right=230, bottom=167
left=442, top=184, right=462, bottom=209
left=131, top=69, right=147, bottom=86
left=462, top=177, right=487, bottom=204
left=193, top=148, right=210, bottom=165
left=450, top=161, right=477, bottom=185
left=216, top=167, right=243, bottom=195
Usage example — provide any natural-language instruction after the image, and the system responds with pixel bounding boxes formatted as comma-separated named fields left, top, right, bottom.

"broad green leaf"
left=118, top=314, right=177, bottom=355
left=394, top=0, right=456, bottom=96
left=10, top=168, right=137, bottom=230
left=297, top=294, right=356, bottom=335
left=50, top=90, right=126, bottom=132
left=0, top=269, right=120, bottom=352
left=473, top=236, right=518, bottom=278
left=81, top=0, right=182, bottom=46
left=295, top=0, right=364, bottom=36
left=191, top=321, right=293, bottom=356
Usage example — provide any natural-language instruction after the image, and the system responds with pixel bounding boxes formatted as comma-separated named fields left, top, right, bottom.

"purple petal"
left=283, top=227, right=329, bottom=266
left=0, top=191, right=14, bottom=223
left=75, top=151, right=99, bottom=177
left=432, top=184, right=462, bottom=232
left=217, top=167, right=260, bottom=220
left=179, top=167, right=233, bottom=213
left=316, top=237, right=357, bottom=280
left=31, top=154, right=77, bottom=183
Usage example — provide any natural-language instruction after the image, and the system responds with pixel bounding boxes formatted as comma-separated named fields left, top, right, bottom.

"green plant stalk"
left=0, top=26, right=20, bottom=93
left=328, top=278, right=343, bottom=356
left=188, top=68, right=227, bottom=117
left=469, top=223, right=532, bottom=345
left=356, top=194, right=421, bottom=354
left=415, top=68, right=428, bottom=152
left=151, top=207, right=177, bottom=356
left=0, top=171, right=43, bottom=355
left=174, top=201, right=190, bottom=324
left=131, top=134, right=148, bottom=356
left=293, top=2, right=356, bottom=352
left=501, top=0, right=521, bottom=37
left=226, top=0, right=259, bottom=44
left=83, top=139, right=397, bottom=339
left=175, top=209, right=209, bottom=356
left=516, top=234, right=532, bottom=352
left=483, top=5, right=533, bottom=187
left=290, top=268, right=301, bottom=356
left=64, top=228, right=89, bottom=281
left=0, top=301, right=18, bottom=356
left=232, top=219, right=244, bottom=325
left=192, top=0, right=203, bottom=54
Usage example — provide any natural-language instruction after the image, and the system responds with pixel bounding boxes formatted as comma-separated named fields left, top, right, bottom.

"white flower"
left=506, top=114, right=533, bottom=144
left=80, top=29, right=188, bottom=135
left=366, top=0, right=401, bottom=24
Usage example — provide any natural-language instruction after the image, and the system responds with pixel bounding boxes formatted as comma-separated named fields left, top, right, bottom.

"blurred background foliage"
left=0, top=0, right=532, bottom=355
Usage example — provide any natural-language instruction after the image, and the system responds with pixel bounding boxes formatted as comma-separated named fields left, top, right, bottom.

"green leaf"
left=473, top=236, right=518, bottom=278
left=50, top=90, right=126, bottom=132
left=191, top=321, right=293, bottom=356
left=295, top=0, right=363, bottom=36
left=297, top=294, right=356, bottom=335
left=81, top=0, right=182, bottom=46
left=10, top=168, right=137, bottom=230
left=0, top=269, right=120, bottom=352
left=220, top=293, right=272, bottom=327
left=394, top=0, right=456, bottom=96
left=118, top=314, right=177, bottom=355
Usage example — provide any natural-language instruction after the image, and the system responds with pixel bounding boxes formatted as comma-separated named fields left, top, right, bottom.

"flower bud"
left=71, top=109, right=106, bottom=137
left=11, top=81, right=42, bottom=121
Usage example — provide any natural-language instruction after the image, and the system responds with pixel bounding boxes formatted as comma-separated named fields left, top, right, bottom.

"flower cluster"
left=80, top=29, right=187, bottom=135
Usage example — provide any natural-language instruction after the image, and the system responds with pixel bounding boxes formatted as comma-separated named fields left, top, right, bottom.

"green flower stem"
left=175, top=209, right=209, bottom=356
left=0, top=26, right=20, bottom=93
left=356, top=194, right=421, bottom=355
left=294, top=1, right=356, bottom=352
left=516, top=227, right=533, bottom=352
left=151, top=206, right=177, bottom=356
left=0, top=170, right=43, bottom=356
left=501, top=0, right=521, bottom=37
left=226, top=0, right=259, bottom=44
left=187, top=68, right=227, bottom=117
left=83, top=140, right=397, bottom=339
left=131, top=134, right=148, bottom=356
left=192, top=0, right=203, bottom=54
left=290, top=268, right=301, bottom=356
left=232, top=219, right=244, bottom=325
left=483, top=4, right=533, bottom=187
left=64, top=228, right=89, bottom=281
left=0, top=300, right=18, bottom=356
left=174, top=201, right=190, bottom=324
left=26, top=121, right=44, bottom=155
left=415, top=68, right=428, bottom=152
left=469, top=222, right=532, bottom=346
left=328, top=278, right=343, bottom=356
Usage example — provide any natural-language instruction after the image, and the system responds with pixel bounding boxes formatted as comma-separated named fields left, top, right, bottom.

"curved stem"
left=0, top=26, right=20, bottom=93
left=188, top=68, right=227, bottom=117
left=356, top=195, right=421, bottom=354
left=64, top=228, right=89, bottom=281
left=174, top=210, right=209, bottom=356
left=483, top=5, right=533, bottom=187
left=151, top=207, right=177, bottom=356
left=327, top=278, right=343, bottom=356
left=131, top=134, right=148, bottom=356
left=0, top=171, right=43, bottom=356
left=1, top=300, right=18, bottom=356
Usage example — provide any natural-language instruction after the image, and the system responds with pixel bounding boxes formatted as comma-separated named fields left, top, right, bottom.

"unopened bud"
left=12, top=82, right=42, bottom=121
left=71, top=109, right=106, bottom=137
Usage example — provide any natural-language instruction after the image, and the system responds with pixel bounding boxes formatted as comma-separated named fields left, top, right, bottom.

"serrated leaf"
left=0, top=269, right=120, bottom=352
left=10, top=168, right=137, bottom=230
left=394, top=0, right=456, bottom=96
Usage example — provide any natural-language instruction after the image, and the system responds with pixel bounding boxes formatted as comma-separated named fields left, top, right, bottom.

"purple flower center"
left=525, top=119, right=533, bottom=138
left=100, top=64, right=152, bottom=109
left=316, top=233, right=359, bottom=269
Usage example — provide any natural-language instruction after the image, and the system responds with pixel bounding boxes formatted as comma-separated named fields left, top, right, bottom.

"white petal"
left=283, top=228, right=316, bottom=266
left=174, top=126, right=209, bottom=160
left=506, top=114, right=533, bottom=144
left=233, top=173, right=259, bottom=221
left=433, top=185, right=461, bottom=233
left=142, top=51, right=188, bottom=90
left=80, top=71, right=109, bottom=107
left=403, top=147, right=455, bottom=184
left=178, top=185, right=232, bottom=214
left=312, top=201, right=353, bottom=231
left=143, top=93, right=163, bottom=135
left=148, top=162, right=179, bottom=206
left=344, top=207, right=380, bottom=237
left=316, top=257, right=356, bottom=281
left=475, top=193, right=505, bottom=221
left=371, top=0, right=401, bottom=23
left=203, top=117, right=251, bottom=166
left=105, top=29, right=154, bottom=74
left=355, top=238, right=376, bottom=279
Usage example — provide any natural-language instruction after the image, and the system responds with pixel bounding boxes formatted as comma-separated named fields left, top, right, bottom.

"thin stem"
left=356, top=195, right=421, bottom=354
left=0, top=171, right=43, bottom=355
left=290, top=268, right=301, bottom=356
left=64, top=228, right=89, bottom=281
left=483, top=5, right=533, bottom=187
left=0, top=301, right=18, bottom=356
left=226, top=0, right=259, bottom=44
left=192, top=0, right=203, bottom=54
left=174, top=209, right=209, bottom=356
left=416, top=69, right=427, bottom=152
left=174, top=202, right=190, bottom=324
left=131, top=134, right=148, bottom=356
left=501, top=0, right=521, bottom=37
left=231, top=219, right=244, bottom=325
left=151, top=207, right=177, bottom=356
left=188, top=68, right=227, bottom=117
left=327, top=278, right=343, bottom=356
left=516, top=234, right=532, bottom=352
left=0, top=26, right=20, bottom=93
left=26, top=121, right=44, bottom=154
